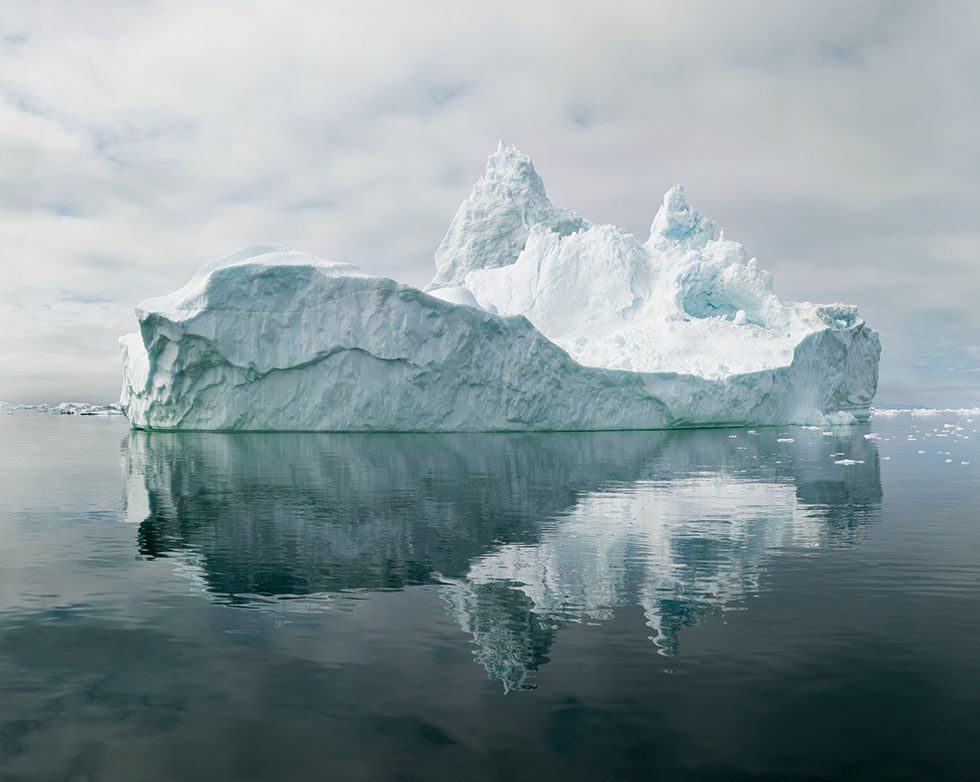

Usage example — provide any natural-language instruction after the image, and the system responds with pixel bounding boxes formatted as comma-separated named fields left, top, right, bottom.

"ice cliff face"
left=120, top=145, right=880, bottom=431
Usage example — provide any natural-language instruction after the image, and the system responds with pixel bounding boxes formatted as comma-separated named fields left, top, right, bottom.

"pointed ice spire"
left=648, top=185, right=716, bottom=247
left=427, top=144, right=588, bottom=291
left=482, top=142, right=546, bottom=196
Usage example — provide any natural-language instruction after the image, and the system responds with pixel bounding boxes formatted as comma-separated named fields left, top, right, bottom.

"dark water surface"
left=1, top=413, right=978, bottom=781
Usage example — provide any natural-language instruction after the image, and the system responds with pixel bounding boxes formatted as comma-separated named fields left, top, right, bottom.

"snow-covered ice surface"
left=120, top=145, right=880, bottom=431
left=463, top=180, right=853, bottom=380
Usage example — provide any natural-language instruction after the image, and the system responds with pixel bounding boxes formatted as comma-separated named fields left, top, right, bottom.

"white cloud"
left=1, top=0, right=978, bottom=403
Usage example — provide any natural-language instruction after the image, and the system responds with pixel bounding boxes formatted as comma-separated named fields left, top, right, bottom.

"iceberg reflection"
left=122, top=427, right=880, bottom=690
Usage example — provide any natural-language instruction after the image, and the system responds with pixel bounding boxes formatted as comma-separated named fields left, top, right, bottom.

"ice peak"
left=649, top=185, right=716, bottom=247
left=480, top=142, right=546, bottom=197
left=427, top=144, right=587, bottom=290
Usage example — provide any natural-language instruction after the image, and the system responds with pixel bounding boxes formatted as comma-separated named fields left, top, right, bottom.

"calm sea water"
left=0, top=413, right=978, bottom=781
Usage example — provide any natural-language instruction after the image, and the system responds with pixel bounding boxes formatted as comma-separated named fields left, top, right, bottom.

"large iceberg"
left=120, top=144, right=880, bottom=431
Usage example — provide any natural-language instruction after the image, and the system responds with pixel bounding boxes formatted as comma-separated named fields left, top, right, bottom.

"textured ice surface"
left=120, top=145, right=880, bottom=431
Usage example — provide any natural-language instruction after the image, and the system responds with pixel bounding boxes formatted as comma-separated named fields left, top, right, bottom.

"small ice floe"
left=822, top=431, right=834, bottom=436
left=747, top=429, right=759, bottom=435
left=801, top=426, right=821, bottom=431
left=777, top=437, right=795, bottom=443
left=864, top=433, right=881, bottom=440
left=917, top=450, right=926, bottom=454
left=962, top=461, right=971, bottom=466
left=882, top=456, right=892, bottom=460
left=945, top=459, right=953, bottom=463
left=831, top=452, right=845, bottom=457
left=908, top=436, right=917, bottom=441
left=834, top=459, right=865, bottom=466
left=728, top=434, right=738, bottom=439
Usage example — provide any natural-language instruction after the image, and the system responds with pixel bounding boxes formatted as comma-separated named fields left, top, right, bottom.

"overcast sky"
left=2, top=0, right=978, bottom=405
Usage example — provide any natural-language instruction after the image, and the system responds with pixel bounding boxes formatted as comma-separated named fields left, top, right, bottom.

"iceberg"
left=120, top=144, right=880, bottom=431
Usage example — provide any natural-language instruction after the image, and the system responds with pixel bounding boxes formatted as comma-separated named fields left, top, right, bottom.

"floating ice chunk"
left=821, top=411, right=861, bottom=427
left=872, top=407, right=980, bottom=418
left=834, top=459, right=864, bottom=465
left=777, top=438, right=795, bottom=443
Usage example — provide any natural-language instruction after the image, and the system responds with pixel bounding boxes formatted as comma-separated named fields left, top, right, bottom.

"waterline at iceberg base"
left=120, top=145, right=880, bottom=432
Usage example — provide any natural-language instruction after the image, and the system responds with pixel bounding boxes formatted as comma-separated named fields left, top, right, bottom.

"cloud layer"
left=2, top=0, right=978, bottom=404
